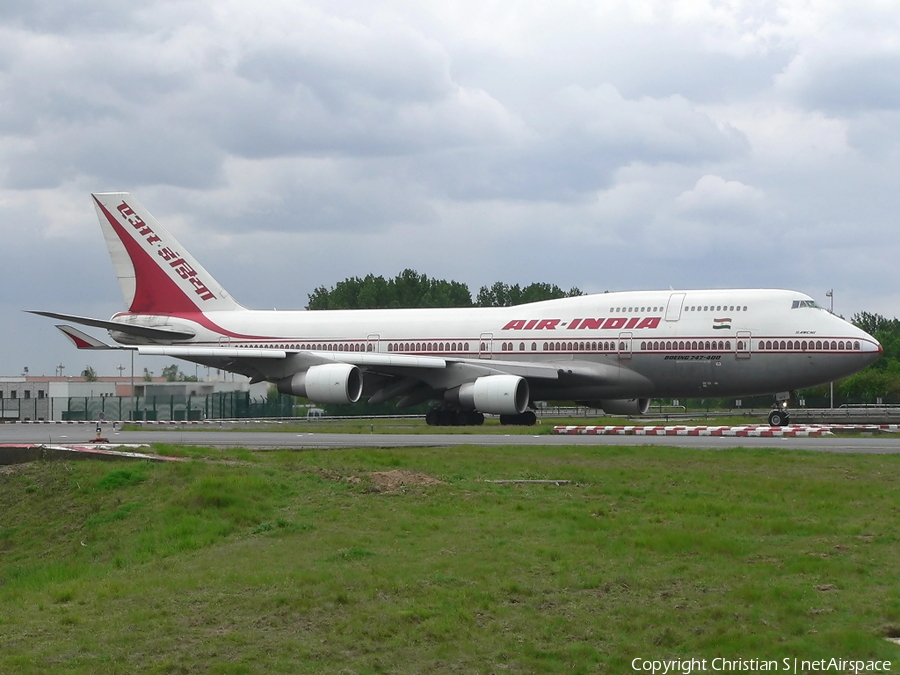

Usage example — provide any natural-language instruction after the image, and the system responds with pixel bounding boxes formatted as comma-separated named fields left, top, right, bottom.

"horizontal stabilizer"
left=28, top=311, right=195, bottom=341
left=55, top=325, right=119, bottom=350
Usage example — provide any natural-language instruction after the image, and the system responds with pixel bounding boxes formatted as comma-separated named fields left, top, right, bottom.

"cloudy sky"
left=2, top=0, right=899, bottom=377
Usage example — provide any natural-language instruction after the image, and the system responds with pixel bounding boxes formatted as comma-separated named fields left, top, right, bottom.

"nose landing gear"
left=768, top=392, right=792, bottom=427
left=767, top=407, right=790, bottom=427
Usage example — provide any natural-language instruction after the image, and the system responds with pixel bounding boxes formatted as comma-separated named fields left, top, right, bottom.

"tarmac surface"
left=1, top=423, right=899, bottom=454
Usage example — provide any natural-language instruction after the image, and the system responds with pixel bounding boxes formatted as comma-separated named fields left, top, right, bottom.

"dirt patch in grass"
left=347, top=469, right=445, bottom=492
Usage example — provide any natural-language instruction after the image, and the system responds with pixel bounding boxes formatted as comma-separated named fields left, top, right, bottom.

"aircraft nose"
left=865, top=335, right=882, bottom=354
left=859, top=333, right=882, bottom=364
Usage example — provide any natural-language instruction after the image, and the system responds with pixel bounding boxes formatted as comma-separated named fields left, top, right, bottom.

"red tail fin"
left=92, top=193, right=242, bottom=314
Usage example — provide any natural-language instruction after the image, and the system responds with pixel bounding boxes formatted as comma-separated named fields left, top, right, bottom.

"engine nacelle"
left=276, top=363, right=363, bottom=404
left=590, top=398, right=651, bottom=416
left=453, top=375, right=529, bottom=415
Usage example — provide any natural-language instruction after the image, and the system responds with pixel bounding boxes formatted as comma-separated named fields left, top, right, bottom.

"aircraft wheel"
left=453, top=410, right=485, bottom=426
left=768, top=409, right=789, bottom=427
left=499, top=411, right=537, bottom=426
left=465, top=411, right=485, bottom=426
left=425, top=409, right=439, bottom=426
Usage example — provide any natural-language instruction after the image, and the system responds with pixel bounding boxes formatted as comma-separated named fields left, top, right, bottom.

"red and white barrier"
left=552, top=423, right=900, bottom=437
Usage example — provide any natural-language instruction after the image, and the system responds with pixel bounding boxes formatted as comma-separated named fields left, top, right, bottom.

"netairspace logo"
left=630, top=657, right=892, bottom=674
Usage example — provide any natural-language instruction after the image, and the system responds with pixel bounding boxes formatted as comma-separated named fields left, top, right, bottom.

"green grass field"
left=2, top=444, right=899, bottom=673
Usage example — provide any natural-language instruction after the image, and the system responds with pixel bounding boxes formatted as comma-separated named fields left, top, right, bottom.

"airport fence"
left=4, top=392, right=899, bottom=423
left=0, top=392, right=296, bottom=422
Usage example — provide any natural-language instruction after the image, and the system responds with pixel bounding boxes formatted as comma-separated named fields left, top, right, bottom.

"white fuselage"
left=111, top=288, right=880, bottom=400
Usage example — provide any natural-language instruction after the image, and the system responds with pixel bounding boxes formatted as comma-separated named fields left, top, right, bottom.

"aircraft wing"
left=135, top=346, right=450, bottom=369
left=137, top=346, right=289, bottom=359
left=133, top=345, right=561, bottom=378
left=50, top=325, right=562, bottom=379
left=49, top=323, right=563, bottom=407
left=336, top=352, right=560, bottom=378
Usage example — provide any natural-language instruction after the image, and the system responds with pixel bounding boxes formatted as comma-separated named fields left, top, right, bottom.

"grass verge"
left=2, top=444, right=899, bottom=673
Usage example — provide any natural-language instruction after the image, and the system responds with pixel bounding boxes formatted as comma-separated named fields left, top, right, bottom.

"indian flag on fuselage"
left=713, top=318, right=732, bottom=330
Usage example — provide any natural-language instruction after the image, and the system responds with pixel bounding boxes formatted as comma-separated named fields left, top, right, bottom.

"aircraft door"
left=736, top=331, right=751, bottom=359
left=479, top=332, right=493, bottom=359
left=617, top=332, right=633, bottom=360
left=366, top=333, right=380, bottom=353
left=665, top=293, right=686, bottom=322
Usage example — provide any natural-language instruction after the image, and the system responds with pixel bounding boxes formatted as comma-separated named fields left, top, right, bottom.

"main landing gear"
left=425, top=409, right=485, bottom=426
left=499, top=411, right=537, bottom=426
left=768, top=392, right=792, bottom=427
left=424, top=408, right=538, bottom=427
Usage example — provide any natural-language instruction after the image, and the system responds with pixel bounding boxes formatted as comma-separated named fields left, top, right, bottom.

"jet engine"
left=277, top=363, right=363, bottom=404
left=451, top=375, right=529, bottom=415
left=577, top=398, right=651, bottom=415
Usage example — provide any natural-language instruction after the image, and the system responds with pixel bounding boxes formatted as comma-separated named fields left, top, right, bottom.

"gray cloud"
left=4, top=0, right=900, bottom=375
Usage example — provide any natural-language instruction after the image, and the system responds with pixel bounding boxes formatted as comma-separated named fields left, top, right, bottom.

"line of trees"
left=306, top=269, right=582, bottom=310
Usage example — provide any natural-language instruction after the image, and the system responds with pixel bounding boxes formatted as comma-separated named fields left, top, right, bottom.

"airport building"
left=0, top=375, right=270, bottom=421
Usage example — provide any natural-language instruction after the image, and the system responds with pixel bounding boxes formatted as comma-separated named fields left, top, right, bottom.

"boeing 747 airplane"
left=30, top=193, right=882, bottom=426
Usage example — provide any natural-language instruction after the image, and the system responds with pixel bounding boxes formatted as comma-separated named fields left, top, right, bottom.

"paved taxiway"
left=1, top=425, right=898, bottom=453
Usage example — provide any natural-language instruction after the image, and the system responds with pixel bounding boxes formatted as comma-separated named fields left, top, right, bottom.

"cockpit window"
left=791, top=300, right=821, bottom=309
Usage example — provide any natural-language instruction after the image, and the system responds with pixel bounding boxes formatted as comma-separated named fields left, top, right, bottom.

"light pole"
left=826, top=289, right=834, bottom=408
